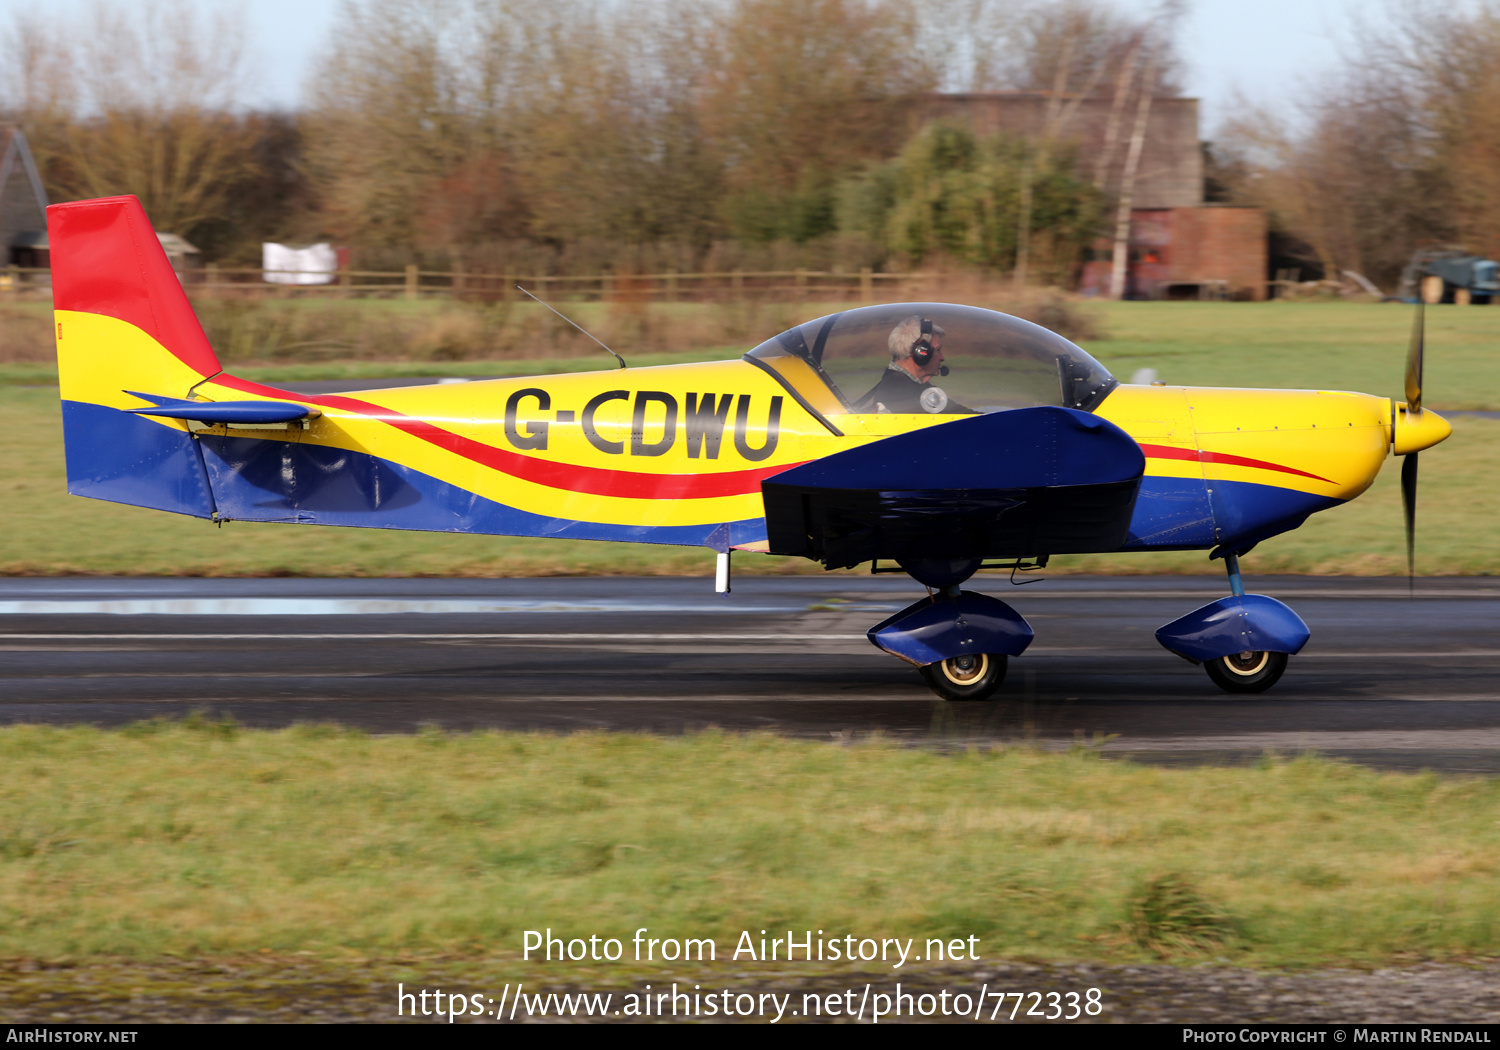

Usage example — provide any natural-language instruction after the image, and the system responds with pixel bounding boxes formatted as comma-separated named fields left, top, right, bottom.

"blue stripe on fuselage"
left=1122, top=474, right=1343, bottom=551
left=61, top=400, right=216, bottom=517
left=60, top=401, right=765, bottom=548
left=194, top=427, right=767, bottom=547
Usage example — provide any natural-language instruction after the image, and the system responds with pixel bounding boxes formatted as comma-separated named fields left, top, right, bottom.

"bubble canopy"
left=743, top=302, right=1117, bottom=416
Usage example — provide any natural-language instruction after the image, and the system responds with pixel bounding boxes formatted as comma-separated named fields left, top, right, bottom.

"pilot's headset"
left=909, top=319, right=950, bottom=377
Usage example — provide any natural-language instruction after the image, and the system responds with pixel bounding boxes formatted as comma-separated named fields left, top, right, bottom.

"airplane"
left=48, top=195, right=1453, bottom=701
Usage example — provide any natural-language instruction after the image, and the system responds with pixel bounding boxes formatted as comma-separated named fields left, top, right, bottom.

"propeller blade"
left=1402, top=451, right=1419, bottom=593
left=1405, top=300, right=1425, bottom=414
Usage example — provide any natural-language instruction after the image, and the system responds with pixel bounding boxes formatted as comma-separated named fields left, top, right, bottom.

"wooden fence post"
left=405, top=264, right=419, bottom=301
left=860, top=267, right=873, bottom=303
left=795, top=268, right=807, bottom=302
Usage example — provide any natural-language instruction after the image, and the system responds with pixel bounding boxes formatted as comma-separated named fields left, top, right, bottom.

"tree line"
left=0, top=0, right=1276, bottom=291
left=1213, top=2, right=1500, bottom=291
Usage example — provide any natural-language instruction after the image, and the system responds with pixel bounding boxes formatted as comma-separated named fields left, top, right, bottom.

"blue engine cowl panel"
left=868, top=591, right=1034, bottom=667
left=1155, top=594, right=1310, bottom=664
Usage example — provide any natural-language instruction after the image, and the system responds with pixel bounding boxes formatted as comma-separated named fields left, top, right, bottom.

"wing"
left=761, top=405, right=1145, bottom=568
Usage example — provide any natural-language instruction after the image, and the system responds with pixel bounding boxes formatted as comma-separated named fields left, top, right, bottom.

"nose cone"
left=1392, top=402, right=1453, bottom=455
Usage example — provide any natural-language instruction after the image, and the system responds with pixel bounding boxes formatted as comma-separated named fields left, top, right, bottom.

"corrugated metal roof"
left=155, top=232, right=200, bottom=255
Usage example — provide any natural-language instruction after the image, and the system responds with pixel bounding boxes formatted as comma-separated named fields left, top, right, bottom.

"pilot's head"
left=889, top=315, right=947, bottom=380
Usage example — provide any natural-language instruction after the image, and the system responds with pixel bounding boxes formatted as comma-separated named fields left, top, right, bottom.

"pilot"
left=851, top=315, right=969, bottom=413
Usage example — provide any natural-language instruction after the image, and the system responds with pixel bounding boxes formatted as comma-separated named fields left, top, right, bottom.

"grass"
left=1, top=723, right=1497, bottom=971
left=4, top=298, right=1497, bottom=576
left=8, top=296, right=1495, bottom=404
left=1083, top=301, right=1500, bottom=410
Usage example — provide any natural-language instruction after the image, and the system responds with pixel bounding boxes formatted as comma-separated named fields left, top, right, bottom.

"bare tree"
left=1009, top=0, right=1118, bottom=286
left=696, top=0, right=936, bottom=239
left=1213, top=0, right=1489, bottom=289
left=1, top=1, right=260, bottom=240
left=306, top=0, right=727, bottom=252
left=909, top=0, right=1013, bottom=92
left=304, top=0, right=484, bottom=247
left=1106, top=36, right=1162, bottom=299
left=1092, top=29, right=1142, bottom=190
left=1098, top=1, right=1183, bottom=300
left=1398, top=2, right=1500, bottom=260
left=506, top=2, right=722, bottom=246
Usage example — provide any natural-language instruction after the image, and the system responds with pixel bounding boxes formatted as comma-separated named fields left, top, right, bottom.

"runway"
left=3, top=575, right=1498, bottom=773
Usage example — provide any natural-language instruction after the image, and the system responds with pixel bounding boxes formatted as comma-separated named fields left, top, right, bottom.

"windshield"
left=744, top=302, right=1116, bottom=414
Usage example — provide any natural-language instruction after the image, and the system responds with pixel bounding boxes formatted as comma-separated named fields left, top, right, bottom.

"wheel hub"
left=940, top=653, right=988, bottom=684
left=1223, top=650, right=1271, bottom=676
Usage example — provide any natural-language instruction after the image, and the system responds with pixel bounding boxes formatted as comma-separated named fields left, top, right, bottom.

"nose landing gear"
left=1155, top=550, right=1308, bottom=694
left=1204, top=649, right=1288, bottom=693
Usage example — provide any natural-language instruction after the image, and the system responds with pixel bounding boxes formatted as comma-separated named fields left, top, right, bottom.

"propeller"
left=1401, top=302, right=1425, bottom=592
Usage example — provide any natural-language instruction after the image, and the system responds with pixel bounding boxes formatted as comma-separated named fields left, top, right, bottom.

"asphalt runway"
left=1, top=574, right=1497, bottom=773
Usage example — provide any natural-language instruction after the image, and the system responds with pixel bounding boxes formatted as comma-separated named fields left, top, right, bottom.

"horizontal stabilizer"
left=762, top=405, right=1144, bottom=567
left=125, top=392, right=318, bottom=425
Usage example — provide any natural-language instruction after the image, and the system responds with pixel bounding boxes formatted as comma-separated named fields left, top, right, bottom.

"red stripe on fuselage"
left=214, top=374, right=797, bottom=500
left=1138, top=443, right=1334, bottom=485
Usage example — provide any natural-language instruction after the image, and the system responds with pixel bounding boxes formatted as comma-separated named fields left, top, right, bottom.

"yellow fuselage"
left=58, top=310, right=1449, bottom=553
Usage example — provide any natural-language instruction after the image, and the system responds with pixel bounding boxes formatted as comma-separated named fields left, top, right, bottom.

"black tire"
left=919, top=653, right=1008, bottom=701
left=1204, top=650, right=1288, bottom=694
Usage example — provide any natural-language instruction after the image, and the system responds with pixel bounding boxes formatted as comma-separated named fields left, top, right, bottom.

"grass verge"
left=2, top=722, right=1497, bottom=971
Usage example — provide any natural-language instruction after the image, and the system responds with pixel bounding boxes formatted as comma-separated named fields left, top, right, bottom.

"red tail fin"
left=47, top=194, right=221, bottom=377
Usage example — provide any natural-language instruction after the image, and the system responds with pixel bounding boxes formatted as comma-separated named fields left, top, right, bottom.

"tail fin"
left=50, top=195, right=220, bottom=517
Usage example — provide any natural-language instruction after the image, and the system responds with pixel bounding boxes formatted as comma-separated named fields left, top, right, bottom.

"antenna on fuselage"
left=515, top=284, right=627, bottom=369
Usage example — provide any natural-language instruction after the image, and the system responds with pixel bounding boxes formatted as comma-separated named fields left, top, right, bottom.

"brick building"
left=917, top=93, right=1267, bottom=300
left=1100, top=204, right=1268, bottom=301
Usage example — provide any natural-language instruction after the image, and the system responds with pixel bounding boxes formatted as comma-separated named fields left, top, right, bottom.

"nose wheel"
left=1204, top=650, right=1288, bottom=693
left=919, top=653, right=1008, bottom=701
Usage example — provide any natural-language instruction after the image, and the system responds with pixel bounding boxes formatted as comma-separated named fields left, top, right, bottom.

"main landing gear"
left=1154, top=550, right=1308, bottom=694
left=860, top=551, right=1310, bottom=701
left=919, top=652, right=1009, bottom=701
left=865, top=558, right=1034, bottom=703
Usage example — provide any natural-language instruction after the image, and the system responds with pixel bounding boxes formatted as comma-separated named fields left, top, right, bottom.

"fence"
left=0, top=263, right=943, bottom=303
left=198, top=265, right=938, bottom=303
left=0, top=262, right=1332, bottom=303
left=0, top=266, right=48, bottom=295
